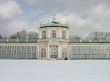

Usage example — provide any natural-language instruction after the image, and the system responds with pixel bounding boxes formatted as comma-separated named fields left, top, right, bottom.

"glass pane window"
left=62, top=31, right=66, bottom=39
left=62, top=48, right=67, bottom=59
left=41, top=48, right=46, bottom=59
left=52, top=30, right=56, bottom=38
left=42, top=31, right=46, bottom=39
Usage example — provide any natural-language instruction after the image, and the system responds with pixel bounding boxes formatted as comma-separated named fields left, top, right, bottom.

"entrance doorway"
left=50, top=45, right=58, bottom=59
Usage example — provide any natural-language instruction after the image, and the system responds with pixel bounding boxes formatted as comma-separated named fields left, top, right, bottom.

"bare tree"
left=9, top=30, right=38, bottom=39
left=0, top=34, right=3, bottom=39
left=70, top=35, right=81, bottom=42
left=86, top=32, right=110, bottom=41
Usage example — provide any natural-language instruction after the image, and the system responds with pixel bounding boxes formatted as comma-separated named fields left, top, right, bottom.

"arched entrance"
left=50, top=45, right=58, bottom=59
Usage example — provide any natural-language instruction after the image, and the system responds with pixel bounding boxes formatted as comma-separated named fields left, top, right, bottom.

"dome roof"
left=40, top=21, right=69, bottom=28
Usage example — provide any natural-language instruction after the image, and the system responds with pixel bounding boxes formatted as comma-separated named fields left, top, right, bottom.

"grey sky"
left=0, top=0, right=110, bottom=36
left=0, top=60, right=110, bottom=82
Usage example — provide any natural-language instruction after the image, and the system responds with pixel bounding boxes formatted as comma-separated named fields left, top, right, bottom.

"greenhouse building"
left=0, top=19, right=110, bottom=60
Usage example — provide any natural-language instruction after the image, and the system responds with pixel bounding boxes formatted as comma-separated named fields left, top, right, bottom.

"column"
left=47, top=45, right=50, bottom=59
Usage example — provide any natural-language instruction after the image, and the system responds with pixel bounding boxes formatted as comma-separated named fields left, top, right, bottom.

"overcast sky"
left=0, top=0, right=110, bottom=36
left=0, top=60, right=110, bottom=82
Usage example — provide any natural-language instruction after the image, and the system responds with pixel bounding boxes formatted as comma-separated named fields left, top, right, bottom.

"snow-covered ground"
left=0, top=60, right=110, bottom=82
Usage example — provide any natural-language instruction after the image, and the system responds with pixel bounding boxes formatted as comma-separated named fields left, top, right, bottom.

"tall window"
left=41, top=48, right=46, bottom=59
left=62, top=48, right=67, bottom=59
left=62, top=31, right=66, bottom=39
left=42, top=31, right=46, bottom=39
left=52, top=30, right=56, bottom=38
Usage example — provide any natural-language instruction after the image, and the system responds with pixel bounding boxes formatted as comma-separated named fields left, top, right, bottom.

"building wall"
left=0, top=42, right=110, bottom=60
left=0, top=43, right=37, bottom=59
left=70, top=43, right=110, bottom=60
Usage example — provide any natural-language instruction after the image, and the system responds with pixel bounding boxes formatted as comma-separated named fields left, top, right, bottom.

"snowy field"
left=0, top=60, right=110, bottom=82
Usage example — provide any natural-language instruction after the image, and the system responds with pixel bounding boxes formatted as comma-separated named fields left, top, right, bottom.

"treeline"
left=1, top=31, right=110, bottom=41
left=0, top=30, right=38, bottom=39
left=70, top=32, right=110, bottom=42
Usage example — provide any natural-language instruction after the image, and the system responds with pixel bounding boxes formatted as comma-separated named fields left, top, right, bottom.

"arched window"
left=41, top=48, right=46, bottom=59
left=62, top=31, right=66, bottom=39
left=50, top=46, right=58, bottom=58
left=42, top=31, right=46, bottom=39
left=52, top=30, right=56, bottom=38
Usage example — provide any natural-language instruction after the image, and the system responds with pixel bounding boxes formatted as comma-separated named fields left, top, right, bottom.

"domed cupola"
left=39, top=16, right=69, bottom=40
left=40, top=19, right=69, bottom=28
